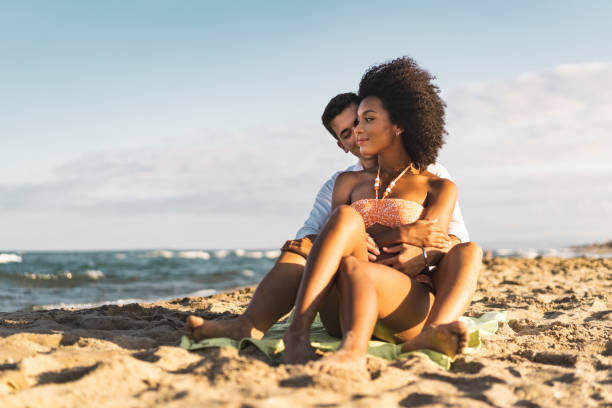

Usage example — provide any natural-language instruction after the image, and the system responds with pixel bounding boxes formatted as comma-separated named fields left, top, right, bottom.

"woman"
left=282, top=57, right=465, bottom=370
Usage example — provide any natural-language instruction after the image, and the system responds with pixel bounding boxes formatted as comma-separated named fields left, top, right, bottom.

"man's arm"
left=294, top=172, right=339, bottom=239
left=428, top=163, right=469, bottom=242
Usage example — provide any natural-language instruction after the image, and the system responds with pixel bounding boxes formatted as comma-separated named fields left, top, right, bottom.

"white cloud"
left=2, top=62, right=611, bottom=249
left=440, top=62, right=612, bottom=247
left=0, top=126, right=353, bottom=217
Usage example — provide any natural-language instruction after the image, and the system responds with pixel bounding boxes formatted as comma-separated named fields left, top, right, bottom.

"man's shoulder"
left=426, top=162, right=453, bottom=180
left=345, top=162, right=363, bottom=172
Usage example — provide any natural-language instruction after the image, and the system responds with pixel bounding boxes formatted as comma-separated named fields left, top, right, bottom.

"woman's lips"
left=357, top=138, right=368, bottom=145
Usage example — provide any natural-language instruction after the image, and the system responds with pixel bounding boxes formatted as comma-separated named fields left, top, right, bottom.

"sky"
left=1, top=1, right=611, bottom=250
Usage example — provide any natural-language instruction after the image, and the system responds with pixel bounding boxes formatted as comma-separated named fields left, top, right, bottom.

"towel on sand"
left=180, top=311, right=506, bottom=370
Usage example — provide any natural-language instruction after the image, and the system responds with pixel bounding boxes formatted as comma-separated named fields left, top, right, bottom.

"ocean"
left=0, top=249, right=280, bottom=313
left=1, top=247, right=609, bottom=313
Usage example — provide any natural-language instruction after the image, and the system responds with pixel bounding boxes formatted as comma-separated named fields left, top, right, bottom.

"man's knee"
left=279, top=236, right=314, bottom=262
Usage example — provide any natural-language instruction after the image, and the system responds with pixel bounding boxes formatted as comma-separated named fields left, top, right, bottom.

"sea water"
left=0, top=247, right=608, bottom=313
left=0, top=249, right=280, bottom=312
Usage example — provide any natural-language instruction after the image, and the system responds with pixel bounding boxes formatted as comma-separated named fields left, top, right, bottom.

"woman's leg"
left=401, top=242, right=482, bottom=357
left=283, top=205, right=370, bottom=363
left=313, top=255, right=434, bottom=371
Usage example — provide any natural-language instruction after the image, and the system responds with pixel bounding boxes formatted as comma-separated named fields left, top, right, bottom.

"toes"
left=449, top=321, right=468, bottom=334
left=185, top=315, right=205, bottom=338
left=186, top=315, right=205, bottom=327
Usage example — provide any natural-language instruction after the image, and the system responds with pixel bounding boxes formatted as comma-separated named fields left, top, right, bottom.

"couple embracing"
left=186, top=57, right=482, bottom=371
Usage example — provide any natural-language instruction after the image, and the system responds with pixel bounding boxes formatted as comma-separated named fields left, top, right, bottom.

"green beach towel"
left=180, top=311, right=506, bottom=370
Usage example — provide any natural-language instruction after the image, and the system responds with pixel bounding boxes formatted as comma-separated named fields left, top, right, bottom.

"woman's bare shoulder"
left=336, top=168, right=370, bottom=185
left=427, top=175, right=457, bottom=195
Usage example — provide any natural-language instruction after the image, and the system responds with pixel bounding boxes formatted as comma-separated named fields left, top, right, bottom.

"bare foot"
left=185, top=315, right=261, bottom=341
left=283, top=332, right=318, bottom=364
left=308, top=349, right=366, bottom=373
left=400, top=321, right=468, bottom=358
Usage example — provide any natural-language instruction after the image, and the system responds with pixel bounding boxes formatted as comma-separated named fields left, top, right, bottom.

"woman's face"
left=355, top=96, right=401, bottom=157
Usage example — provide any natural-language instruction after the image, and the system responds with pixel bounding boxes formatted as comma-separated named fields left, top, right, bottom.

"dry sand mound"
left=0, top=257, right=610, bottom=407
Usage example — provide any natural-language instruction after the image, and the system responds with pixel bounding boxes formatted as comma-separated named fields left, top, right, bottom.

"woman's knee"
left=450, top=241, right=483, bottom=262
left=330, top=205, right=364, bottom=229
left=338, top=255, right=367, bottom=283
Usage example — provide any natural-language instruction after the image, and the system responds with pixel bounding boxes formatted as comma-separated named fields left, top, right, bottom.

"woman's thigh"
left=354, top=260, right=435, bottom=342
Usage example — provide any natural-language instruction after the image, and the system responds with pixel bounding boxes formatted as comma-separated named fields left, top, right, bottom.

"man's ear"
left=336, top=140, right=349, bottom=153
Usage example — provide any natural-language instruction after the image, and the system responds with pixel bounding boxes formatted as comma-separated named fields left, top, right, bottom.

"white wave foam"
left=241, top=269, right=255, bottom=277
left=213, top=249, right=230, bottom=258
left=515, top=248, right=539, bottom=259
left=115, top=253, right=127, bottom=260
left=184, top=288, right=217, bottom=297
left=34, top=298, right=144, bottom=311
left=177, top=251, right=211, bottom=260
left=85, top=269, right=105, bottom=280
left=22, top=271, right=73, bottom=280
left=244, top=251, right=263, bottom=259
left=233, top=249, right=246, bottom=257
left=0, top=253, right=22, bottom=263
left=149, top=250, right=174, bottom=258
left=264, top=250, right=281, bottom=259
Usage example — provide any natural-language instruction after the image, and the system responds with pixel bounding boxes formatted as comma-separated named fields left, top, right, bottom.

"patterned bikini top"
left=350, top=198, right=424, bottom=229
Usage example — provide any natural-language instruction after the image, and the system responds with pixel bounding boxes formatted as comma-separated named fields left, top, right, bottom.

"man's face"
left=329, top=104, right=375, bottom=160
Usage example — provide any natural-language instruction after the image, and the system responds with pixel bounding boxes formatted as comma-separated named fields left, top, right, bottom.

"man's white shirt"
left=295, top=162, right=469, bottom=242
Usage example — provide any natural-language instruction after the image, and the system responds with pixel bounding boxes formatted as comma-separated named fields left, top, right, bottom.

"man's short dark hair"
left=358, top=57, right=446, bottom=170
left=321, top=92, right=359, bottom=140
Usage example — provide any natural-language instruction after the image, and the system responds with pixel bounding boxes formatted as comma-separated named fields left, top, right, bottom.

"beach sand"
left=1, top=257, right=610, bottom=407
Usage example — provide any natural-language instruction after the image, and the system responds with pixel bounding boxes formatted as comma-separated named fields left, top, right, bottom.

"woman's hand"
left=366, top=233, right=380, bottom=261
left=402, top=219, right=451, bottom=248
left=376, top=243, right=424, bottom=277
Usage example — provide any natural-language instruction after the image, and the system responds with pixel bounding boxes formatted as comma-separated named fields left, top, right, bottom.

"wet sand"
left=1, top=257, right=611, bottom=407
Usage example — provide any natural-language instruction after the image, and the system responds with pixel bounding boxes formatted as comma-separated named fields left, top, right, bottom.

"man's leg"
left=185, top=239, right=312, bottom=341
left=401, top=242, right=482, bottom=357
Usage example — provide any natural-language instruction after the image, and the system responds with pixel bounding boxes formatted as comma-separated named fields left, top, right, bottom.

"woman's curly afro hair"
left=358, top=57, right=446, bottom=170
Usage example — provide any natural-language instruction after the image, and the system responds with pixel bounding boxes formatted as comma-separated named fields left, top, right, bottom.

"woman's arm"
left=422, top=177, right=457, bottom=233
left=373, top=177, right=457, bottom=249
left=376, top=178, right=458, bottom=275
left=330, top=171, right=358, bottom=211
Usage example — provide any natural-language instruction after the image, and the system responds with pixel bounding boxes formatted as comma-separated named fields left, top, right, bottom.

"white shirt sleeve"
left=294, top=172, right=340, bottom=239
left=295, top=163, right=363, bottom=239
left=426, top=163, right=470, bottom=243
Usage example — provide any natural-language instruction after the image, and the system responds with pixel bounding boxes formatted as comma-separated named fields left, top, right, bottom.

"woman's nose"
left=354, top=121, right=363, bottom=134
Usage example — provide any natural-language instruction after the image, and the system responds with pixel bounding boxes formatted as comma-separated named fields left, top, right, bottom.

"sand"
left=1, top=257, right=611, bottom=407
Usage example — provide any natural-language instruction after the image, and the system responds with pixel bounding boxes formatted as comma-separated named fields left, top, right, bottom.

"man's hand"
left=405, top=219, right=452, bottom=248
left=377, top=243, right=424, bottom=277
left=366, top=233, right=380, bottom=262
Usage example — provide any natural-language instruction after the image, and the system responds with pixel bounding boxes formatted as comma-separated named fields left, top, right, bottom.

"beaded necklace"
left=374, top=165, right=412, bottom=200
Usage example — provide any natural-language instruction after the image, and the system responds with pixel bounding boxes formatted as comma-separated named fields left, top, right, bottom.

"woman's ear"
left=394, top=126, right=404, bottom=137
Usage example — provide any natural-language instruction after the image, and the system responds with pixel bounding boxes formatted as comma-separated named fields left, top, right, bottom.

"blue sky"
left=1, top=1, right=611, bottom=250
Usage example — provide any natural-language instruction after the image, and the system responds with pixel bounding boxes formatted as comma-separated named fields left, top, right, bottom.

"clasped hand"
left=366, top=219, right=451, bottom=277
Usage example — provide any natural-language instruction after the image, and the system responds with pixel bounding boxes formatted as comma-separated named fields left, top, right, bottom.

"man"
left=186, top=93, right=481, bottom=357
